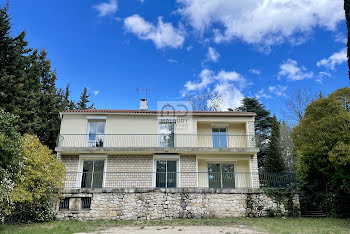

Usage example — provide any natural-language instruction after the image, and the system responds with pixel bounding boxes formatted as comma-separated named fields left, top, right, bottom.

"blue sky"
left=9, top=0, right=348, bottom=118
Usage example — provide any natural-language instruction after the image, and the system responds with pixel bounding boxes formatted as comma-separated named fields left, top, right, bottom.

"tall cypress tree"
left=345, top=0, right=350, bottom=83
left=0, top=4, right=41, bottom=135
left=77, top=87, right=94, bottom=110
left=265, top=115, right=285, bottom=173
left=36, top=50, right=61, bottom=149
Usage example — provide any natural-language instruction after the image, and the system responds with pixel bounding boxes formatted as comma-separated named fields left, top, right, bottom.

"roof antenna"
left=136, top=88, right=150, bottom=100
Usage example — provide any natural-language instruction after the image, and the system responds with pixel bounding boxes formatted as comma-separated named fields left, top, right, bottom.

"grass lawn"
left=0, top=218, right=349, bottom=234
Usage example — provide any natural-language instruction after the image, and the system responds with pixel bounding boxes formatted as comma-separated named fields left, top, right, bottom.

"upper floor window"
left=88, top=120, right=105, bottom=147
left=159, top=122, right=175, bottom=147
left=212, top=128, right=227, bottom=148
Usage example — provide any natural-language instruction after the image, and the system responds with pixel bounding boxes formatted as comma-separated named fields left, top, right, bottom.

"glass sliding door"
left=159, top=123, right=175, bottom=147
left=88, top=121, right=106, bottom=147
left=212, top=128, right=227, bottom=148
left=156, top=160, right=177, bottom=188
left=81, top=160, right=105, bottom=188
left=208, top=163, right=235, bottom=188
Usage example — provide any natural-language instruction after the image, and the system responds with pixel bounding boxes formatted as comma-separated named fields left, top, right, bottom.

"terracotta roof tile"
left=62, top=109, right=255, bottom=115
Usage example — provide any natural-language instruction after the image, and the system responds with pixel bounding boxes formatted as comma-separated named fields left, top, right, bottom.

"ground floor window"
left=156, top=160, right=177, bottom=188
left=208, top=163, right=235, bottom=188
left=81, top=160, right=105, bottom=188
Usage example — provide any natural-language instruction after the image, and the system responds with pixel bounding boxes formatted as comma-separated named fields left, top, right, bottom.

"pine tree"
left=36, top=50, right=61, bottom=149
left=0, top=5, right=41, bottom=135
left=265, top=115, right=285, bottom=173
left=236, top=97, right=273, bottom=170
left=77, top=87, right=94, bottom=110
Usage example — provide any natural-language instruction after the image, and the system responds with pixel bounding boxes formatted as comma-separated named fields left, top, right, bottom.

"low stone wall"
left=56, top=188, right=300, bottom=220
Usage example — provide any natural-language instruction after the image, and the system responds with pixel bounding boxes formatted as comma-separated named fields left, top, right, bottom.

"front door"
left=156, top=160, right=177, bottom=188
left=208, top=163, right=235, bottom=188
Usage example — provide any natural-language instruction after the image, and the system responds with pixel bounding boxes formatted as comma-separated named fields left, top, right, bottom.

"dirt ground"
left=77, top=225, right=267, bottom=234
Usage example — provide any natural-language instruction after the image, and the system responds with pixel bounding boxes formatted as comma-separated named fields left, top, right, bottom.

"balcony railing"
left=56, top=134, right=256, bottom=148
left=63, top=172, right=296, bottom=190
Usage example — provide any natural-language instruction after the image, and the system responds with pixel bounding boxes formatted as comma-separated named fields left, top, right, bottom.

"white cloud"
left=93, top=90, right=100, bottom=96
left=124, top=14, right=185, bottom=49
left=213, top=82, right=244, bottom=110
left=206, top=47, right=220, bottom=62
left=278, top=59, right=313, bottom=81
left=167, top=58, right=178, bottom=63
left=269, top=85, right=287, bottom=96
left=316, top=71, right=332, bottom=83
left=316, top=48, right=347, bottom=70
left=249, top=68, right=261, bottom=75
left=184, top=69, right=214, bottom=91
left=93, top=0, right=118, bottom=17
left=183, top=68, right=246, bottom=109
left=334, top=33, right=347, bottom=44
left=256, top=89, right=271, bottom=99
left=177, top=0, right=344, bottom=47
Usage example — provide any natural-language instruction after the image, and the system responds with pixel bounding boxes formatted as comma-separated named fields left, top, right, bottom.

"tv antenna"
left=136, top=88, right=150, bottom=99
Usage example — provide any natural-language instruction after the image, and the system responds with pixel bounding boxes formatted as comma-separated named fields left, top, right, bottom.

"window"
left=212, top=128, right=227, bottom=148
left=159, top=123, right=175, bottom=147
left=81, top=160, right=105, bottom=188
left=81, top=197, right=91, bottom=210
left=208, top=163, right=235, bottom=188
left=156, top=160, right=177, bottom=188
left=88, top=120, right=105, bottom=147
left=59, top=198, right=69, bottom=210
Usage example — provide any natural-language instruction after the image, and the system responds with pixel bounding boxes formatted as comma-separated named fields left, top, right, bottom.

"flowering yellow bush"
left=9, top=134, right=65, bottom=222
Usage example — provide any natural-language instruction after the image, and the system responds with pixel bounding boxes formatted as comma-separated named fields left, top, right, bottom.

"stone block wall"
left=179, top=155, right=197, bottom=187
left=61, top=155, right=79, bottom=188
left=56, top=188, right=300, bottom=220
left=105, top=155, right=153, bottom=188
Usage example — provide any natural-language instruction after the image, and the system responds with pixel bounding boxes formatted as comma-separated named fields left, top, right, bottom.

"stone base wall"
left=56, top=188, right=300, bottom=220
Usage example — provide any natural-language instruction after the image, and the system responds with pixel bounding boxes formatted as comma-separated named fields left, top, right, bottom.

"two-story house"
left=56, top=100, right=260, bottom=191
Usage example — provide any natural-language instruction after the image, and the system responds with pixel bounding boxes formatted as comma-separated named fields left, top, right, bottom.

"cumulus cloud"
left=316, top=48, right=347, bottom=70
left=93, top=90, right=100, bottom=96
left=183, top=69, right=246, bottom=109
left=206, top=47, right=220, bottom=62
left=278, top=59, right=313, bottom=81
left=177, top=0, right=344, bottom=47
left=93, top=0, right=118, bottom=17
left=124, top=14, right=185, bottom=49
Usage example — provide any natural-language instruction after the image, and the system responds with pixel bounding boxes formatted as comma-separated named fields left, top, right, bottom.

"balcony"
left=63, top=171, right=296, bottom=190
left=56, top=134, right=258, bottom=153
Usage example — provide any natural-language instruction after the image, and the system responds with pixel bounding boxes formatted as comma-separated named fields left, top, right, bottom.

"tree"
left=280, top=121, right=296, bottom=172
left=59, top=84, right=76, bottom=111
left=184, top=90, right=223, bottom=111
left=265, top=115, right=285, bottom=173
left=8, top=134, right=65, bottom=223
left=36, top=50, right=61, bottom=150
left=345, top=0, right=350, bottom=83
left=292, top=88, right=350, bottom=216
left=0, top=110, right=23, bottom=222
left=282, top=88, right=317, bottom=124
left=236, top=97, right=272, bottom=170
left=77, top=87, right=94, bottom=110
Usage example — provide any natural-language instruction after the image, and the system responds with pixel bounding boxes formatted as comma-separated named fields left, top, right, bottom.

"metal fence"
left=56, top=134, right=256, bottom=148
left=63, top=172, right=296, bottom=190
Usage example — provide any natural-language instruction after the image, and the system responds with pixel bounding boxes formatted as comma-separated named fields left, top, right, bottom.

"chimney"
left=140, top=98, right=148, bottom=111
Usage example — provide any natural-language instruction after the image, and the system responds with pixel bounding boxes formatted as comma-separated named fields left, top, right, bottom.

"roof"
left=61, top=109, right=256, bottom=116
